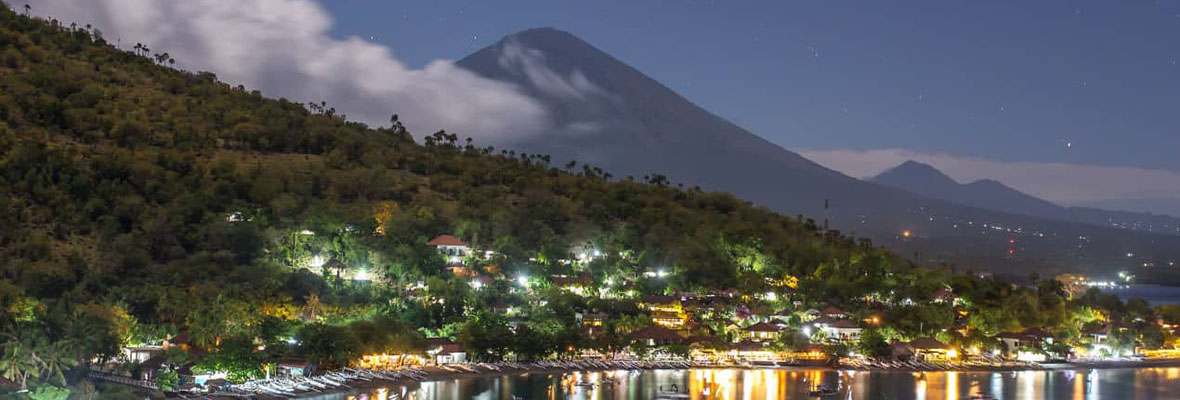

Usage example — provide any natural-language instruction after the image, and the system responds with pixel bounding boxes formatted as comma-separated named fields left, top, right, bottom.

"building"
left=907, top=338, right=958, bottom=362
left=932, top=289, right=958, bottom=304
left=551, top=275, right=590, bottom=295
left=741, top=321, right=786, bottom=342
left=997, top=328, right=1052, bottom=359
left=820, top=320, right=863, bottom=343
left=627, top=326, right=685, bottom=347
left=426, top=235, right=472, bottom=261
left=423, top=338, right=467, bottom=365
left=578, top=312, right=609, bottom=337
left=821, top=306, right=847, bottom=319
left=640, top=295, right=687, bottom=329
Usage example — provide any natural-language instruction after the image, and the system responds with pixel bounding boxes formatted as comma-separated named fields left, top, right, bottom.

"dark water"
left=1098, top=284, right=1180, bottom=306
left=302, top=367, right=1180, bottom=399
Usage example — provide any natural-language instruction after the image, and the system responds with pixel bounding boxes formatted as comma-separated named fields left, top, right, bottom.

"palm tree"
left=0, top=324, right=77, bottom=390
left=301, top=293, right=324, bottom=322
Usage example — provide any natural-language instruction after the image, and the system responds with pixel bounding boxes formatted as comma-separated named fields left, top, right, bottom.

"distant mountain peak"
left=873, top=160, right=960, bottom=187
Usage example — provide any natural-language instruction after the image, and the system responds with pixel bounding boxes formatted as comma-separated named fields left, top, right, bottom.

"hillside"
left=455, top=27, right=1180, bottom=276
left=0, top=6, right=930, bottom=392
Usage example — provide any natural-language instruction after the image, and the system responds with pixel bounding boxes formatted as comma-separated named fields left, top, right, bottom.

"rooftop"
left=426, top=235, right=467, bottom=247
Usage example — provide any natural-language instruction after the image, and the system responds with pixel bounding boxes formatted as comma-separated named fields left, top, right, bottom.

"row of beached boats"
left=233, top=368, right=428, bottom=398
left=230, top=360, right=701, bottom=398
left=841, top=356, right=1039, bottom=371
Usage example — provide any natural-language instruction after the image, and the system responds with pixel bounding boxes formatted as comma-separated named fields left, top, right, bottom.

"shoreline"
left=226, top=358, right=1180, bottom=399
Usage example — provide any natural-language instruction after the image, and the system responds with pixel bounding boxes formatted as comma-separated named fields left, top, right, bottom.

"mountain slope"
left=872, top=161, right=1180, bottom=236
left=457, top=27, right=1180, bottom=275
left=871, top=161, right=1072, bottom=221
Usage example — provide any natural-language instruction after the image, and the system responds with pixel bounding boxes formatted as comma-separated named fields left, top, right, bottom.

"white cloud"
left=29, top=0, right=549, bottom=140
left=799, top=148, right=1180, bottom=208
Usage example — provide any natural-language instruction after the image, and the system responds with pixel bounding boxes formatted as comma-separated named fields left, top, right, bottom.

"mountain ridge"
left=870, top=160, right=1180, bottom=236
left=457, top=27, right=1180, bottom=274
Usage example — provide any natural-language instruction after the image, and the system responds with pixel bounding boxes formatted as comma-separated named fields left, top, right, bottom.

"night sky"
left=321, top=0, right=1180, bottom=172
left=31, top=0, right=1180, bottom=214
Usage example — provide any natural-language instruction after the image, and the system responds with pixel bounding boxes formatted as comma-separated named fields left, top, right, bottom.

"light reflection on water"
left=299, top=367, right=1180, bottom=400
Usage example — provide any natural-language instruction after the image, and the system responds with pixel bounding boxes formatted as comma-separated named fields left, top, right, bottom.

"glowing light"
left=657, top=269, right=667, bottom=278
left=517, top=275, right=529, bottom=287
left=310, top=255, right=325, bottom=268
left=471, top=280, right=483, bottom=289
left=765, top=292, right=777, bottom=301
left=300, top=229, right=314, bottom=235
left=902, top=230, right=912, bottom=238
left=354, top=269, right=370, bottom=281
left=802, top=326, right=812, bottom=336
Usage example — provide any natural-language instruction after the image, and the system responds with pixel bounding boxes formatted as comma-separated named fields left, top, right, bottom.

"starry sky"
left=30, top=0, right=1180, bottom=214
left=320, top=0, right=1180, bottom=173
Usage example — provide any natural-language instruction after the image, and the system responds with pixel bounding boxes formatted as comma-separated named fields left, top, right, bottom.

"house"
left=725, top=341, right=777, bottom=363
left=821, top=306, right=847, bottom=319
left=997, top=328, right=1052, bottom=358
left=820, top=320, right=863, bottom=343
left=907, top=338, right=958, bottom=362
left=578, top=312, right=609, bottom=337
left=426, top=235, right=472, bottom=261
left=551, top=275, right=590, bottom=295
left=801, top=309, right=823, bottom=322
left=741, top=321, right=786, bottom=342
left=423, top=338, right=467, bottom=365
left=932, top=289, right=957, bottom=304
left=640, top=295, right=687, bottom=329
left=490, top=301, right=512, bottom=315
left=627, top=326, right=685, bottom=346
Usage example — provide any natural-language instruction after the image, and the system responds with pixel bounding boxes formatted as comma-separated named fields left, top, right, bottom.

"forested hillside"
left=0, top=4, right=913, bottom=392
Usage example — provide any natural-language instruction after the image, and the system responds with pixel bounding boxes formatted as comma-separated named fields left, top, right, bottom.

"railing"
left=89, top=371, right=158, bottom=390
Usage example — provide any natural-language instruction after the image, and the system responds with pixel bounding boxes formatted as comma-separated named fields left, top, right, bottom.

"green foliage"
left=153, top=369, right=179, bottom=392
left=857, top=329, right=892, bottom=359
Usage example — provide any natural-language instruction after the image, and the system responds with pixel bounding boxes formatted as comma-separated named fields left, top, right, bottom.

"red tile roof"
left=627, top=326, right=684, bottom=342
left=829, top=320, right=860, bottom=329
left=426, top=235, right=467, bottom=247
left=641, top=295, right=679, bottom=305
left=908, top=338, right=949, bottom=350
left=810, top=316, right=839, bottom=325
left=439, top=344, right=465, bottom=354
left=822, top=306, right=846, bottom=316
left=743, top=322, right=785, bottom=332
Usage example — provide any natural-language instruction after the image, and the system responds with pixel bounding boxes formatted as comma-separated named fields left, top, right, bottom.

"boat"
left=809, top=384, right=840, bottom=397
left=655, top=384, right=690, bottom=399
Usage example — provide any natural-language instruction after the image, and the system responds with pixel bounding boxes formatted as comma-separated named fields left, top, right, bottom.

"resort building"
left=578, top=312, right=609, bottom=337
left=423, top=338, right=467, bottom=365
left=905, top=338, right=958, bottom=362
left=640, top=295, right=687, bottom=329
left=997, top=328, right=1052, bottom=360
left=741, top=321, right=786, bottom=342
left=818, top=320, right=862, bottom=343
left=426, top=235, right=472, bottom=261
left=627, top=326, right=686, bottom=347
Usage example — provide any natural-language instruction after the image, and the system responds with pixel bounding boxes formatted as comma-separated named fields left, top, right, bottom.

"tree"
left=857, top=329, right=892, bottom=359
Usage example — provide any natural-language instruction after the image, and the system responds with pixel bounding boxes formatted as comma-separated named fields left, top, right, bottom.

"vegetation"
left=0, top=4, right=1175, bottom=397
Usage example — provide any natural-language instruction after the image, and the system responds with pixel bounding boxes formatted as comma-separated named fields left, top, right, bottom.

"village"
left=99, top=233, right=1180, bottom=397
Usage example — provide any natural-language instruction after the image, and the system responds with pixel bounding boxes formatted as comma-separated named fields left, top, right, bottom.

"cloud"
left=28, top=0, right=549, bottom=140
left=497, top=39, right=608, bottom=102
left=799, top=148, right=1180, bottom=210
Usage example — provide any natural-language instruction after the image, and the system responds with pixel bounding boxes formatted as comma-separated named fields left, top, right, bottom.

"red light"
left=1008, top=239, right=1015, bottom=245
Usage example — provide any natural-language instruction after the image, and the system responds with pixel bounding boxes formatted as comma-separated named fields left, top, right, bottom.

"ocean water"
left=301, top=367, right=1180, bottom=399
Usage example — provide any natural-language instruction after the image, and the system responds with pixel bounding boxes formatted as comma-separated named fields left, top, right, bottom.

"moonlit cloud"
left=799, top=148, right=1180, bottom=212
left=29, top=0, right=549, bottom=140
